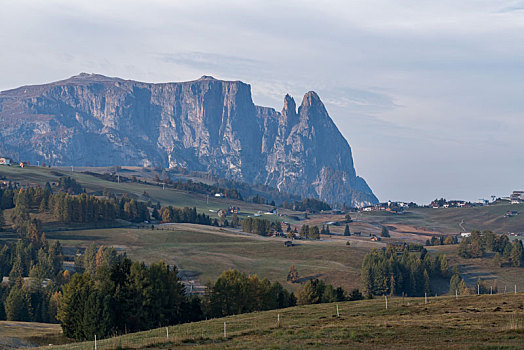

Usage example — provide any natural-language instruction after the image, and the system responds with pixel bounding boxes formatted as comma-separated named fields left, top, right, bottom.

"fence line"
left=39, top=291, right=523, bottom=349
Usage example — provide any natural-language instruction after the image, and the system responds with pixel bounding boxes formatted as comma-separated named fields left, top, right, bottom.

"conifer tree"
left=287, top=265, right=299, bottom=283
left=423, top=270, right=431, bottom=294
left=493, top=252, right=502, bottom=267
left=5, top=277, right=32, bottom=321
left=510, top=240, right=523, bottom=267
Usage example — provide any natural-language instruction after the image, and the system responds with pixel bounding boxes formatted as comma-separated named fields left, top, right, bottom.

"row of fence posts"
left=90, top=285, right=520, bottom=349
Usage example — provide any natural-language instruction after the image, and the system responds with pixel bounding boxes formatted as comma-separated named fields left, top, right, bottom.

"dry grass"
left=45, top=225, right=368, bottom=292
left=0, top=321, right=65, bottom=348
left=42, top=293, right=524, bottom=350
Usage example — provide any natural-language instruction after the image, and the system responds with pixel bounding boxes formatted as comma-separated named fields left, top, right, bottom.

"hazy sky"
left=1, top=0, right=523, bottom=204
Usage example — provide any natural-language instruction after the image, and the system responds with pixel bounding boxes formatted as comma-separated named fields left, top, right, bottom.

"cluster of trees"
left=250, top=195, right=269, bottom=205
left=320, top=225, right=331, bottom=235
left=449, top=270, right=498, bottom=295
left=361, top=245, right=450, bottom=296
left=281, top=198, right=331, bottom=212
left=216, top=178, right=302, bottom=206
left=152, top=177, right=243, bottom=201
left=205, top=269, right=363, bottom=319
left=13, top=186, right=150, bottom=224
left=458, top=230, right=523, bottom=267
left=204, top=269, right=295, bottom=317
left=58, top=258, right=201, bottom=340
left=160, top=206, right=212, bottom=226
left=298, top=225, right=320, bottom=240
left=426, top=235, right=458, bottom=246
left=0, top=213, right=65, bottom=323
left=57, top=177, right=83, bottom=194
left=297, top=279, right=363, bottom=305
left=242, top=217, right=282, bottom=236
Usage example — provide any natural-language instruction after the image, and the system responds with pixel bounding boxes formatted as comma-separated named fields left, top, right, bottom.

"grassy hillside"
left=42, top=293, right=524, bottom=349
left=355, top=203, right=524, bottom=235
left=428, top=244, right=524, bottom=291
left=0, top=165, right=280, bottom=220
left=47, top=224, right=371, bottom=292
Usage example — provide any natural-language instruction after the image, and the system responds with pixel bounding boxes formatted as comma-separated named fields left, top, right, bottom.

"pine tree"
left=423, top=270, right=431, bottom=294
left=231, top=212, right=239, bottom=227
left=510, top=240, right=523, bottom=267
left=287, top=265, right=299, bottom=283
left=493, top=252, right=502, bottom=267
left=308, top=226, right=320, bottom=240
left=449, top=273, right=461, bottom=294
left=83, top=243, right=97, bottom=275
left=5, top=277, right=32, bottom=321
left=0, top=208, right=5, bottom=230
left=440, top=255, right=449, bottom=278
left=381, top=226, right=390, bottom=238
left=458, top=278, right=470, bottom=295
left=344, top=224, right=350, bottom=236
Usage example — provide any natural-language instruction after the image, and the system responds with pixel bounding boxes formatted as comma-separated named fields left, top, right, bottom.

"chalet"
left=370, top=235, right=381, bottom=242
left=0, top=157, right=12, bottom=165
left=510, top=191, right=524, bottom=202
left=460, top=232, right=471, bottom=238
left=228, top=206, right=240, bottom=214
left=214, top=193, right=224, bottom=197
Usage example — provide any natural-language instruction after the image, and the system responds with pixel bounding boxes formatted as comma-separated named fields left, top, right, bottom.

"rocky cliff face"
left=0, top=73, right=378, bottom=206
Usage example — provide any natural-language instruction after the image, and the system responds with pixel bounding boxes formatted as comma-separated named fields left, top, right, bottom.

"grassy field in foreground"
left=0, top=321, right=64, bottom=348
left=43, top=293, right=524, bottom=349
left=47, top=224, right=370, bottom=292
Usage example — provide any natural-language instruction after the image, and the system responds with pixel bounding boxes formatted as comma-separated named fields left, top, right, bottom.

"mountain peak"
left=198, top=75, right=217, bottom=81
left=283, top=94, right=297, bottom=113
left=301, top=91, right=322, bottom=106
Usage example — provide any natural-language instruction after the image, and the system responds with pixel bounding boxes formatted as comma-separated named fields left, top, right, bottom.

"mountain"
left=0, top=73, right=378, bottom=206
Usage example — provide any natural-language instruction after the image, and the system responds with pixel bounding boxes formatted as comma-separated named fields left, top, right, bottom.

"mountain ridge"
left=0, top=73, right=378, bottom=206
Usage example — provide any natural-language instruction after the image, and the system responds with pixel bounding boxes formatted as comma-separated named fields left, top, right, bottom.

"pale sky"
left=1, top=0, right=523, bottom=204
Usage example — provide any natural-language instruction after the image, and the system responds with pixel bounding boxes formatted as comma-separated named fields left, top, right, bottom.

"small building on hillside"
left=510, top=191, right=524, bottom=202
left=0, top=157, right=12, bottom=165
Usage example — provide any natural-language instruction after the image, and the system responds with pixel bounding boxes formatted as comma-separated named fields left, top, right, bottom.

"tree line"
left=426, top=235, right=458, bottom=246
left=458, top=230, right=523, bottom=267
left=152, top=176, right=243, bottom=201
left=160, top=206, right=212, bottom=225
left=8, top=185, right=149, bottom=224
left=280, top=198, right=332, bottom=212
left=361, top=245, right=450, bottom=296
left=242, top=217, right=282, bottom=236
left=0, top=211, right=65, bottom=323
